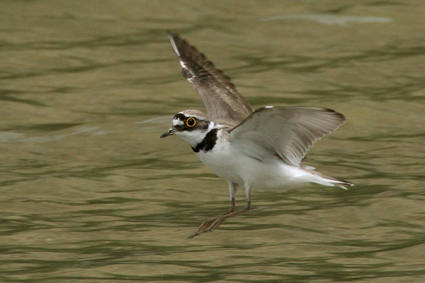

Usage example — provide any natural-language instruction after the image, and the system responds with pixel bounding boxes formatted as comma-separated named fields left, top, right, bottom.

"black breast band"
left=192, top=128, right=218, bottom=153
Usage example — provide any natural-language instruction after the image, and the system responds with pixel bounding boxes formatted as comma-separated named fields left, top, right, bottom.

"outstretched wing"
left=168, top=31, right=252, bottom=124
left=230, top=106, right=346, bottom=167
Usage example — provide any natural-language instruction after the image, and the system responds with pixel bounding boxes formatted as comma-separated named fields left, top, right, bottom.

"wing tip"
left=323, top=108, right=346, bottom=122
left=166, top=30, right=253, bottom=122
left=167, top=30, right=181, bottom=57
left=166, top=30, right=204, bottom=63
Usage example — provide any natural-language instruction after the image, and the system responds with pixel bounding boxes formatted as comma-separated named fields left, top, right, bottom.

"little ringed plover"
left=161, top=31, right=353, bottom=238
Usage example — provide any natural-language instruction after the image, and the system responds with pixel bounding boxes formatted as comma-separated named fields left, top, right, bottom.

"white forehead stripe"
left=172, top=118, right=184, bottom=126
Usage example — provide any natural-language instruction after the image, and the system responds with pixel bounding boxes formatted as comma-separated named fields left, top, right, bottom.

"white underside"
left=195, top=129, right=343, bottom=192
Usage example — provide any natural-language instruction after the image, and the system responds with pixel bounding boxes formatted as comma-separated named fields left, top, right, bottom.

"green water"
left=1, top=1, right=424, bottom=282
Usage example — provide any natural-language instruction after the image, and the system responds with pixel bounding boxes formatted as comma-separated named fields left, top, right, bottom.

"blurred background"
left=1, top=0, right=424, bottom=282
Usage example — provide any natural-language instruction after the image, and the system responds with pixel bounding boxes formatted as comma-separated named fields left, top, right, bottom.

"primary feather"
left=167, top=31, right=253, bottom=124
left=230, top=106, right=346, bottom=167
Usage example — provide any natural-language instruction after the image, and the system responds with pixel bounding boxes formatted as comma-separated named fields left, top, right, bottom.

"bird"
left=160, top=31, right=353, bottom=238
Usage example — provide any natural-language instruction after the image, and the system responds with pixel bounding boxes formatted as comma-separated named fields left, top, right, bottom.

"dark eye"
left=186, top=117, right=196, bottom=127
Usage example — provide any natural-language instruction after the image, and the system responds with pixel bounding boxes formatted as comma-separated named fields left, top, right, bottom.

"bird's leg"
left=205, top=200, right=251, bottom=232
left=187, top=182, right=246, bottom=239
left=228, top=197, right=236, bottom=213
left=188, top=199, right=251, bottom=238
left=187, top=198, right=235, bottom=239
left=204, top=185, right=252, bottom=233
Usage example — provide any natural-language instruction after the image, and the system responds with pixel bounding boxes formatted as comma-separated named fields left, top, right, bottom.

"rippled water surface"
left=1, top=1, right=425, bottom=282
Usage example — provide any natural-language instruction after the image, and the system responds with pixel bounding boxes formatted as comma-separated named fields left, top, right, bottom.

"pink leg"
left=188, top=200, right=251, bottom=238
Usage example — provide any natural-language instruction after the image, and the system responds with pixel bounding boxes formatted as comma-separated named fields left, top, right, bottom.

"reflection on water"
left=1, top=1, right=425, bottom=282
left=261, top=14, right=393, bottom=25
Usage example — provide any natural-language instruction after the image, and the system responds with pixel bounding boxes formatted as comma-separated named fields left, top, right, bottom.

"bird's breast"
left=194, top=130, right=245, bottom=184
left=194, top=130, right=312, bottom=190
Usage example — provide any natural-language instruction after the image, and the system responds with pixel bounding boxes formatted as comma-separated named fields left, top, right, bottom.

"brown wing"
left=168, top=31, right=252, bottom=124
left=230, top=106, right=346, bottom=166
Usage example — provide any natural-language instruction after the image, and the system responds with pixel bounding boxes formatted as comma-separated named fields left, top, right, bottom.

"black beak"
left=160, top=128, right=175, bottom=138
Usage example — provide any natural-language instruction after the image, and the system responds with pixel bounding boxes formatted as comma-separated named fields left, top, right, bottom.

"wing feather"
left=230, top=106, right=346, bottom=166
left=167, top=31, right=252, bottom=124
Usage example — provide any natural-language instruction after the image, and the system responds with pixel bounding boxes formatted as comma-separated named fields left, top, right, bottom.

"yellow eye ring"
left=186, top=117, right=196, bottom=127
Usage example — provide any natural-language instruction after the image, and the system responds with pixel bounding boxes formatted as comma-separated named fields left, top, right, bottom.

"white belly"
left=195, top=134, right=315, bottom=191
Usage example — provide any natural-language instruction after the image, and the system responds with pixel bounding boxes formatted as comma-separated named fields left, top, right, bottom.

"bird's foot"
left=187, top=201, right=251, bottom=239
left=187, top=216, right=223, bottom=239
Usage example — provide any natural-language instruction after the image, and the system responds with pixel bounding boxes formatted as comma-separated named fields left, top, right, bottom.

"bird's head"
left=160, top=110, right=213, bottom=148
